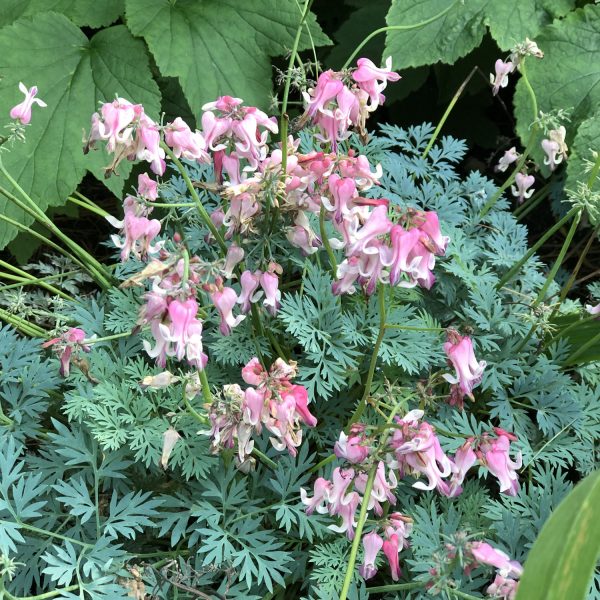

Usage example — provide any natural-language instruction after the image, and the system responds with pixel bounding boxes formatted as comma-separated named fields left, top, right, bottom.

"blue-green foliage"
left=1, top=125, right=598, bottom=598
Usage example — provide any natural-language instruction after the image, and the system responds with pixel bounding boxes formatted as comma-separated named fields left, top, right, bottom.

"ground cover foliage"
left=0, top=2, right=599, bottom=600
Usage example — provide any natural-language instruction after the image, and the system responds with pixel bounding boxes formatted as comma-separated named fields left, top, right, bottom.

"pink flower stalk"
left=10, top=82, right=46, bottom=124
left=42, top=327, right=89, bottom=377
left=541, top=126, right=567, bottom=171
left=469, top=542, right=523, bottom=578
left=490, top=60, right=514, bottom=95
left=260, top=269, right=281, bottom=316
left=478, top=429, right=522, bottom=496
left=486, top=574, right=519, bottom=600
left=138, top=172, right=159, bottom=201
left=359, top=530, right=383, bottom=580
left=210, top=284, right=246, bottom=335
left=164, top=117, right=209, bottom=162
left=334, top=424, right=370, bottom=464
left=496, top=147, right=519, bottom=173
left=382, top=534, right=401, bottom=581
left=352, top=56, right=401, bottom=111
left=511, top=172, right=535, bottom=204
left=442, top=331, right=487, bottom=407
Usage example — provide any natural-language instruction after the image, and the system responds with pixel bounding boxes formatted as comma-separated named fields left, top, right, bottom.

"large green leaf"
left=515, top=470, right=600, bottom=600
left=550, top=314, right=600, bottom=367
left=384, top=0, right=488, bottom=68
left=514, top=5, right=600, bottom=143
left=383, top=0, right=576, bottom=67
left=0, top=14, right=160, bottom=249
left=125, top=0, right=331, bottom=115
left=0, top=0, right=124, bottom=28
left=565, top=109, right=600, bottom=196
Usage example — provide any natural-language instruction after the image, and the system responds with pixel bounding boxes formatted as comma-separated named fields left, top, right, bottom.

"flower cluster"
left=301, top=57, right=400, bottom=147
left=42, top=327, right=90, bottom=377
left=205, top=357, right=317, bottom=467
left=442, top=330, right=487, bottom=408
left=302, top=409, right=523, bottom=582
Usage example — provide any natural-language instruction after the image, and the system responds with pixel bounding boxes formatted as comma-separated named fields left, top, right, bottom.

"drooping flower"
left=496, top=147, right=519, bottom=173
left=448, top=439, right=477, bottom=497
left=352, top=56, right=401, bottom=111
left=585, top=302, right=600, bottom=317
left=160, top=427, right=181, bottom=469
left=442, top=330, right=487, bottom=407
left=468, top=541, right=523, bottom=578
left=490, top=60, right=514, bottom=95
left=10, top=82, right=47, bottom=125
left=42, top=328, right=90, bottom=377
left=260, top=267, right=281, bottom=316
left=164, top=117, right=209, bottom=162
left=209, top=283, right=246, bottom=335
left=511, top=172, right=535, bottom=204
left=137, top=172, right=159, bottom=201
left=359, top=530, right=383, bottom=580
left=334, top=423, right=370, bottom=464
left=486, top=574, right=520, bottom=600
left=478, top=429, right=522, bottom=496
left=541, top=126, right=568, bottom=171
left=382, top=533, right=401, bottom=581
left=300, top=477, right=332, bottom=515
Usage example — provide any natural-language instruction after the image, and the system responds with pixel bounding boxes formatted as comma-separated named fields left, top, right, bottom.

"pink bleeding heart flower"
left=486, top=574, right=520, bottom=600
left=42, top=327, right=89, bottom=377
left=448, top=439, right=477, bottom=497
left=469, top=542, right=523, bottom=578
left=496, top=147, right=519, bottom=173
left=328, top=490, right=360, bottom=540
left=210, top=284, right=246, bottom=335
left=359, top=530, right=383, bottom=580
left=300, top=477, right=332, bottom=515
left=222, top=244, right=244, bottom=279
left=164, top=117, right=209, bottom=162
left=490, top=59, right=514, bottom=95
left=10, top=82, right=47, bottom=125
left=260, top=269, right=281, bottom=316
left=237, top=270, right=262, bottom=314
left=241, top=357, right=267, bottom=386
left=585, top=302, right=600, bottom=317
left=511, top=172, right=535, bottom=204
left=352, top=56, right=401, bottom=110
left=138, top=172, right=158, bottom=201
left=541, top=126, right=567, bottom=171
left=442, top=331, right=487, bottom=406
left=334, top=423, right=369, bottom=464
left=479, top=429, right=522, bottom=496
left=242, top=387, right=267, bottom=430
left=284, top=384, right=317, bottom=427
left=382, top=533, right=401, bottom=581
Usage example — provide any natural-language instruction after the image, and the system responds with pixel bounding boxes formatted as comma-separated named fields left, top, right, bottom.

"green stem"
left=66, top=196, right=109, bottom=218
left=479, top=124, right=540, bottom=218
left=142, top=201, right=196, bottom=208
left=199, top=369, right=212, bottom=404
left=83, top=331, right=131, bottom=345
left=517, top=210, right=582, bottom=351
left=0, top=308, right=46, bottom=338
left=338, top=464, right=377, bottom=600
left=341, top=0, right=459, bottom=69
left=319, top=204, right=338, bottom=279
left=514, top=182, right=551, bottom=220
left=448, top=590, right=483, bottom=600
left=496, top=205, right=580, bottom=290
left=184, top=393, right=207, bottom=425
left=162, top=144, right=227, bottom=255
left=566, top=329, right=600, bottom=364
left=0, top=260, right=73, bottom=301
left=0, top=269, right=80, bottom=293
left=251, top=448, right=278, bottom=470
left=346, top=284, right=386, bottom=427
left=0, top=584, right=80, bottom=600
left=421, top=66, right=477, bottom=160
left=366, top=582, right=425, bottom=594
left=0, top=519, right=92, bottom=548
left=384, top=324, right=444, bottom=332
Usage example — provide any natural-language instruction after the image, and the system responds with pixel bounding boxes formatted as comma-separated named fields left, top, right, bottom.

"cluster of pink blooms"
left=302, top=410, right=522, bottom=581
left=42, top=327, right=90, bottom=377
left=301, top=57, right=400, bottom=147
left=466, top=541, right=522, bottom=599
left=442, top=330, right=487, bottom=409
left=205, top=357, right=317, bottom=467
left=9, top=82, right=46, bottom=125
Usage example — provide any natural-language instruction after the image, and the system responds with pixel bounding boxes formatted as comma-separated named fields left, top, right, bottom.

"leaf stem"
left=421, top=66, right=477, bottom=160
left=162, top=145, right=227, bottom=255
left=319, top=204, right=338, bottom=279
left=341, top=0, right=459, bottom=69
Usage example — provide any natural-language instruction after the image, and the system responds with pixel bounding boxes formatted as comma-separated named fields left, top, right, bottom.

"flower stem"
left=251, top=448, right=278, bottom=470
left=496, top=205, right=580, bottom=290
left=342, top=0, right=459, bottom=69
left=0, top=308, right=46, bottom=338
left=199, top=369, right=212, bottom=404
left=421, top=66, right=477, bottom=161
left=366, top=582, right=425, bottom=594
left=0, top=263, right=74, bottom=302
left=0, top=583, right=80, bottom=600
left=347, top=284, right=387, bottom=427
left=66, top=195, right=109, bottom=218
left=0, top=519, right=92, bottom=548
left=319, top=204, right=338, bottom=279
left=82, top=331, right=132, bottom=345
left=162, top=145, right=227, bottom=255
